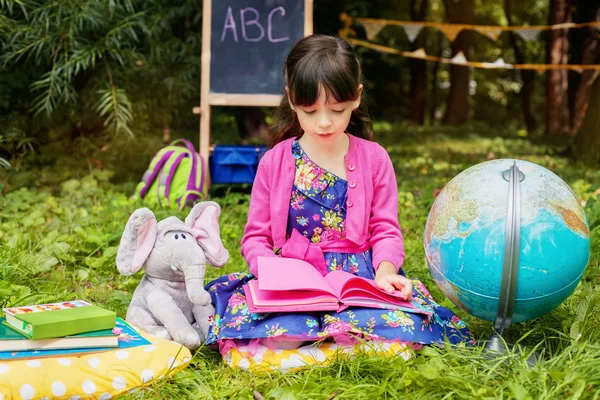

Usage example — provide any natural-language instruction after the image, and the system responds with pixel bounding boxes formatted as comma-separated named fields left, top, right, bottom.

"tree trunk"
left=545, top=0, right=571, bottom=135
left=429, top=31, right=443, bottom=123
left=314, top=0, right=346, bottom=36
left=408, top=0, right=429, bottom=125
left=504, top=0, right=537, bottom=133
left=571, top=77, right=600, bottom=165
left=233, top=107, right=269, bottom=142
left=569, top=3, right=600, bottom=135
left=443, top=0, right=474, bottom=125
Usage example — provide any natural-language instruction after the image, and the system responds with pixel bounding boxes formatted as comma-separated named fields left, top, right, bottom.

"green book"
left=0, top=318, right=119, bottom=352
left=2, top=300, right=116, bottom=340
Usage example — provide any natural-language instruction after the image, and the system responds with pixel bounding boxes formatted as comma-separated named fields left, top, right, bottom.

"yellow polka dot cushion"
left=0, top=328, right=191, bottom=400
left=223, top=340, right=415, bottom=372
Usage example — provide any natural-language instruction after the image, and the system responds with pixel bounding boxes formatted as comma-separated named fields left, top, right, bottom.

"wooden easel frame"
left=198, top=0, right=313, bottom=190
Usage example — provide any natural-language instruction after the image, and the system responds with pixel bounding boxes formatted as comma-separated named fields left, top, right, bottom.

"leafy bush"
left=0, top=0, right=203, bottom=139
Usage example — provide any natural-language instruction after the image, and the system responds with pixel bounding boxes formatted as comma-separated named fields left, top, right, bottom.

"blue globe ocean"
left=424, top=159, right=590, bottom=323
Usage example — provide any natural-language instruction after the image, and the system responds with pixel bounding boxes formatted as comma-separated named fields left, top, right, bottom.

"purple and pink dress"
left=205, top=140, right=474, bottom=355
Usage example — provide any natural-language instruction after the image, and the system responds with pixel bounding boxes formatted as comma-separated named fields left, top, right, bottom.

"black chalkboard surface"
left=210, top=0, right=305, bottom=95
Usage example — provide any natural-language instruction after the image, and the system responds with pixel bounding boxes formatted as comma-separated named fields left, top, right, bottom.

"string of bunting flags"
left=339, top=13, right=600, bottom=73
left=344, top=13, right=600, bottom=43
left=348, top=38, right=600, bottom=72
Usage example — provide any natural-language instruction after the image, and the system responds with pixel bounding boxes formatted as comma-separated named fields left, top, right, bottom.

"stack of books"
left=1, top=300, right=149, bottom=360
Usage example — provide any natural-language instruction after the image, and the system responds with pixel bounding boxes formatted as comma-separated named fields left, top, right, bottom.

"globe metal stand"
left=481, top=162, right=538, bottom=367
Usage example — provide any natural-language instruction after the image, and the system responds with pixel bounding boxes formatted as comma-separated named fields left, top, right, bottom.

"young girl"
left=205, top=35, right=473, bottom=357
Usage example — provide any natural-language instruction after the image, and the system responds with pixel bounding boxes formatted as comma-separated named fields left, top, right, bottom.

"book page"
left=341, top=298, right=421, bottom=313
left=245, top=281, right=338, bottom=310
left=341, top=288, right=417, bottom=309
left=257, top=256, right=336, bottom=296
left=324, top=271, right=416, bottom=309
left=321, top=270, right=363, bottom=298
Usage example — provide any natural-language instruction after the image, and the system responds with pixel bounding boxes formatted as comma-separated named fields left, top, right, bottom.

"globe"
left=424, top=159, right=591, bottom=323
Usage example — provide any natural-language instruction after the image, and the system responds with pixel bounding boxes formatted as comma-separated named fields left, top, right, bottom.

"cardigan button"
left=347, top=200, right=354, bottom=207
left=349, top=180, right=356, bottom=188
left=347, top=163, right=356, bottom=171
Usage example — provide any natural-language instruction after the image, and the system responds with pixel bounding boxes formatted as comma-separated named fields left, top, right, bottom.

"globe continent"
left=424, top=159, right=590, bottom=323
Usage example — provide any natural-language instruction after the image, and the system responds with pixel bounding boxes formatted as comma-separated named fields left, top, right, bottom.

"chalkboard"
left=210, top=0, right=306, bottom=95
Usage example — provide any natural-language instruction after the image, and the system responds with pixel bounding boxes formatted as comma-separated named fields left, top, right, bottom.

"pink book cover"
left=244, top=256, right=427, bottom=314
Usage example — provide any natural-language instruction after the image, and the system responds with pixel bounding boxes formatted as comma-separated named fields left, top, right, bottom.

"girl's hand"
left=374, top=261, right=413, bottom=299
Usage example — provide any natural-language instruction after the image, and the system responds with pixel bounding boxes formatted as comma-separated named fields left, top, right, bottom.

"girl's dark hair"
left=269, top=35, right=374, bottom=147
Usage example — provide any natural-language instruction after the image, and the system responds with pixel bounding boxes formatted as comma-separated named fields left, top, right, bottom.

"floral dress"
left=205, top=140, right=474, bottom=354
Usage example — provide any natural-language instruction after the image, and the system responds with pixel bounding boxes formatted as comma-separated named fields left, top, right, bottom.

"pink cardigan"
left=240, top=134, right=405, bottom=277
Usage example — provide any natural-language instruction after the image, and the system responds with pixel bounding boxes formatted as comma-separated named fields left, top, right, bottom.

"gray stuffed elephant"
left=116, top=201, right=229, bottom=350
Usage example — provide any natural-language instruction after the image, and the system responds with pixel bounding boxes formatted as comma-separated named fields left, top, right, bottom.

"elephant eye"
left=181, top=233, right=187, bottom=239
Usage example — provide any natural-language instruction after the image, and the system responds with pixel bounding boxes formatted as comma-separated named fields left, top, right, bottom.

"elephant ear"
left=186, top=201, right=229, bottom=267
left=116, top=208, right=158, bottom=276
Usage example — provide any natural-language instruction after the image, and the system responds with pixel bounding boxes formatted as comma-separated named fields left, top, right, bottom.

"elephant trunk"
left=182, top=264, right=212, bottom=306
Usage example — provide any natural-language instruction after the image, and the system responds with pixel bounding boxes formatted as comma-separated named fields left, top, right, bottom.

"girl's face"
left=290, top=84, right=361, bottom=143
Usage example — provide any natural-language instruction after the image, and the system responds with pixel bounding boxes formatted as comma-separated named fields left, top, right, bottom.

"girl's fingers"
left=375, top=276, right=394, bottom=292
left=375, top=275, right=414, bottom=299
left=387, top=275, right=413, bottom=299
left=403, top=282, right=413, bottom=299
left=383, top=281, right=395, bottom=293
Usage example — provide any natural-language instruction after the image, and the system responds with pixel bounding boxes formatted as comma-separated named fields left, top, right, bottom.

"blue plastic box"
left=210, top=145, right=267, bottom=184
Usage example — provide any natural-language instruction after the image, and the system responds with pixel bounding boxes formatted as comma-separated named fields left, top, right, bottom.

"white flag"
left=450, top=51, right=468, bottom=64
left=515, top=28, right=542, bottom=41
left=402, top=24, right=424, bottom=42
left=482, top=58, right=513, bottom=69
left=360, top=21, right=387, bottom=41
left=404, top=48, right=427, bottom=58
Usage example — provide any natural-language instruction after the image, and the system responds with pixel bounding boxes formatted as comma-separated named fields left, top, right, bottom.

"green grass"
left=1, top=124, right=599, bottom=399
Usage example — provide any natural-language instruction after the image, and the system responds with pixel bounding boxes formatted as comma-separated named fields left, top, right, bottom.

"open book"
left=243, top=256, right=429, bottom=314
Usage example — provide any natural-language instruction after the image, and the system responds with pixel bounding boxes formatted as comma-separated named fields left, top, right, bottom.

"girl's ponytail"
left=269, top=95, right=302, bottom=148
left=347, top=102, right=374, bottom=141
